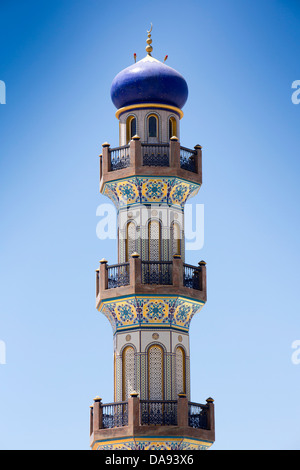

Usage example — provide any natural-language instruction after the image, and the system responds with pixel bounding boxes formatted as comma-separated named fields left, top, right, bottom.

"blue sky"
left=0, top=0, right=300, bottom=450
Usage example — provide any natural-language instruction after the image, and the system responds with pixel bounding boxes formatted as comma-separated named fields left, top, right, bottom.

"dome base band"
left=116, top=103, right=184, bottom=120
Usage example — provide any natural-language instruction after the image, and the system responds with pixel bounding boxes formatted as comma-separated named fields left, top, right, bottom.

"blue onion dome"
left=110, top=54, right=188, bottom=110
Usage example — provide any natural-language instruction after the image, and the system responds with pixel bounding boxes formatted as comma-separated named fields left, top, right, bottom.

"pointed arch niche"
left=126, top=115, right=137, bottom=143
left=148, top=219, right=162, bottom=261
left=170, top=221, right=181, bottom=258
left=168, top=116, right=177, bottom=139
left=125, top=221, right=137, bottom=262
left=122, top=345, right=136, bottom=401
left=175, top=345, right=186, bottom=397
left=146, top=113, right=160, bottom=142
left=148, top=344, right=164, bottom=400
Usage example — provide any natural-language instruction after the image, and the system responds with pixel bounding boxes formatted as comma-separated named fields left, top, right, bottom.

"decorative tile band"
left=98, top=295, right=205, bottom=334
left=103, top=176, right=200, bottom=209
left=92, top=436, right=213, bottom=450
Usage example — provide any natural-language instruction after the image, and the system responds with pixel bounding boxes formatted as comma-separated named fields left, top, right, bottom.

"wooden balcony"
left=96, top=254, right=207, bottom=309
left=99, top=136, right=203, bottom=193
left=90, top=394, right=215, bottom=450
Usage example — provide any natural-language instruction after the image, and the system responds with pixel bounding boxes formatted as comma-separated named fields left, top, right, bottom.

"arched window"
left=125, top=221, right=136, bottom=261
left=148, top=220, right=161, bottom=261
left=126, top=115, right=137, bottom=143
left=175, top=346, right=186, bottom=397
left=148, top=115, right=158, bottom=138
left=122, top=346, right=135, bottom=401
left=148, top=344, right=164, bottom=400
left=169, top=116, right=177, bottom=139
left=171, top=222, right=181, bottom=257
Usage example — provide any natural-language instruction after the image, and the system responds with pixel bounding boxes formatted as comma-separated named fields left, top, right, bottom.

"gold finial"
left=146, top=23, right=153, bottom=55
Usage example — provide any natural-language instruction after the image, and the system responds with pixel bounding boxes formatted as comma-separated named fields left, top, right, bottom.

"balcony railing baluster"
left=140, top=400, right=177, bottom=426
left=188, top=402, right=209, bottom=429
left=183, top=263, right=202, bottom=290
left=98, top=399, right=210, bottom=430
left=102, top=261, right=204, bottom=291
left=142, top=143, right=170, bottom=167
left=141, top=261, right=173, bottom=285
left=110, top=145, right=130, bottom=171
left=107, top=262, right=130, bottom=289
left=102, top=402, right=128, bottom=428
left=104, top=141, right=201, bottom=175
left=180, top=146, right=197, bottom=173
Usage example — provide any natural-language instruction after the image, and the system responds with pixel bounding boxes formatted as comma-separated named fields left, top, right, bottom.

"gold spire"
left=146, top=24, right=153, bottom=55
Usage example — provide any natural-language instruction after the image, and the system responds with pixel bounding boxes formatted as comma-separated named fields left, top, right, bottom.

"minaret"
left=90, top=28, right=215, bottom=451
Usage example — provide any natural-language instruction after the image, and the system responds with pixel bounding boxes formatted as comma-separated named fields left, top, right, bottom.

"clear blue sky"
left=0, top=0, right=300, bottom=450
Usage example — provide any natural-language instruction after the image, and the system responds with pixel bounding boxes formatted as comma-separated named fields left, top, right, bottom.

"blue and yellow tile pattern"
left=98, top=295, right=205, bottom=334
left=92, top=436, right=213, bottom=450
left=103, top=177, right=200, bottom=209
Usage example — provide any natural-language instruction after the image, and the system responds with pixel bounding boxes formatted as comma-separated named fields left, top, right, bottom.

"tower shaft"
left=90, top=35, right=215, bottom=451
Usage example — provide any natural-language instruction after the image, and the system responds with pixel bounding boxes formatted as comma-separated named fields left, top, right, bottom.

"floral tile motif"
left=141, top=178, right=169, bottom=204
left=143, top=299, right=169, bottom=323
left=174, top=300, right=201, bottom=329
left=103, top=185, right=119, bottom=207
left=170, top=181, right=190, bottom=205
left=174, top=303, right=192, bottom=325
left=115, top=181, right=139, bottom=205
left=115, top=303, right=137, bottom=325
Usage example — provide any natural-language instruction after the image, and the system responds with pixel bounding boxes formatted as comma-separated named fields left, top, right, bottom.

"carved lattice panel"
left=122, top=347, right=135, bottom=400
left=175, top=347, right=185, bottom=397
left=148, top=221, right=161, bottom=261
left=116, top=355, right=122, bottom=402
left=148, top=345, right=164, bottom=400
left=126, top=222, right=136, bottom=261
left=171, top=222, right=181, bottom=257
